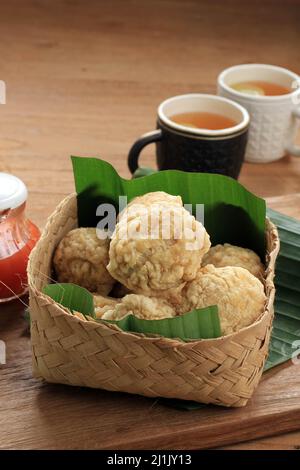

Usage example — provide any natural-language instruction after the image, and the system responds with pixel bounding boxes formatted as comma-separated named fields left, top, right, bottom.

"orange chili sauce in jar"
left=0, top=173, right=40, bottom=302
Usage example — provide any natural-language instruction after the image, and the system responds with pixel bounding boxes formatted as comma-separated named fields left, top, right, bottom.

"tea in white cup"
left=218, top=64, right=300, bottom=163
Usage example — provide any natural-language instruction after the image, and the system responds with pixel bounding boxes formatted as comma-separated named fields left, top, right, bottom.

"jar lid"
left=0, top=172, right=28, bottom=211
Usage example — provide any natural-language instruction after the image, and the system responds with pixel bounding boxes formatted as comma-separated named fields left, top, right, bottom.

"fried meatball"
left=125, top=191, right=182, bottom=212
left=202, top=243, right=264, bottom=280
left=117, top=191, right=182, bottom=223
left=180, top=264, right=266, bottom=336
left=101, top=294, right=176, bottom=321
left=93, top=294, right=119, bottom=318
left=107, top=192, right=211, bottom=297
left=53, top=228, right=115, bottom=295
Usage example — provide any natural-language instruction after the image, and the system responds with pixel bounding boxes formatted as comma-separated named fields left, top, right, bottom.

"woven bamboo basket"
left=28, top=193, right=280, bottom=407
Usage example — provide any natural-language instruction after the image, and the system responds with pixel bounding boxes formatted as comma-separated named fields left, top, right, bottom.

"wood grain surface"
left=0, top=0, right=300, bottom=450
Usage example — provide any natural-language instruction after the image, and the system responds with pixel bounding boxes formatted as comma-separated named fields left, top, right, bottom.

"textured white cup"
left=218, top=64, right=300, bottom=163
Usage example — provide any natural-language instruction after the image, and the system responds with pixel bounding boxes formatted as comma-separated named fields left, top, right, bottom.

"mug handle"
left=128, top=129, right=162, bottom=174
left=286, top=107, right=300, bottom=157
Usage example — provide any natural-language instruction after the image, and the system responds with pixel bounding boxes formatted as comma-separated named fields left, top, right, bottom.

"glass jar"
left=0, top=173, right=40, bottom=302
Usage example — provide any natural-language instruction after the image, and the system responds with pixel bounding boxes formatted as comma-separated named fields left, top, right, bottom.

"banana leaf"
left=43, top=283, right=96, bottom=318
left=264, top=208, right=300, bottom=370
left=104, top=305, right=221, bottom=340
left=42, top=282, right=221, bottom=340
left=71, top=156, right=266, bottom=258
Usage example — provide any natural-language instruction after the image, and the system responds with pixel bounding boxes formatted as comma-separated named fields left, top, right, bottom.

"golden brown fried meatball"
left=101, top=294, right=176, bottom=321
left=93, top=294, right=119, bottom=319
left=180, top=264, right=266, bottom=336
left=107, top=192, right=211, bottom=298
left=118, top=192, right=182, bottom=221
left=53, top=228, right=115, bottom=295
left=116, top=192, right=182, bottom=226
left=202, top=243, right=264, bottom=280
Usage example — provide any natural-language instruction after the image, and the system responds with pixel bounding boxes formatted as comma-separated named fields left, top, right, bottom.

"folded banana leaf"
left=104, top=305, right=221, bottom=340
left=42, top=283, right=221, bottom=341
left=43, top=283, right=96, bottom=318
left=71, top=156, right=266, bottom=258
left=264, top=208, right=300, bottom=370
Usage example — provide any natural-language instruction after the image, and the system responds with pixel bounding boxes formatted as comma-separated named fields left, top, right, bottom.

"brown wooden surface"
left=1, top=0, right=300, bottom=450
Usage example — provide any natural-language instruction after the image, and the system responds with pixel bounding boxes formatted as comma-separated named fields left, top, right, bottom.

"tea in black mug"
left=128, top=94, right=249, bottom=179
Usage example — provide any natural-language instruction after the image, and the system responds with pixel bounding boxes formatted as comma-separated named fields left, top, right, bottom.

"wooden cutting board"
left=0, top=194, right=300, bottom=450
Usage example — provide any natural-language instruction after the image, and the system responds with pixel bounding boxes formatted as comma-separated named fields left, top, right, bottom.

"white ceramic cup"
left=217, top=64, right=300, bottom=163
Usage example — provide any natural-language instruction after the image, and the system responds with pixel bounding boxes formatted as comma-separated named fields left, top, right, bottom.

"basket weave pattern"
left=28, top=194, right=279, bottom=407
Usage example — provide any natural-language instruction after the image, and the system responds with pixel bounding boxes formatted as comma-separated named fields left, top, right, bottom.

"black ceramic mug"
left=128, top=94, right=250, bottom=179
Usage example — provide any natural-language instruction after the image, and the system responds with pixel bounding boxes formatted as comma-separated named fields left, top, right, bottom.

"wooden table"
left=1, top=0, right=300, bottom=450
